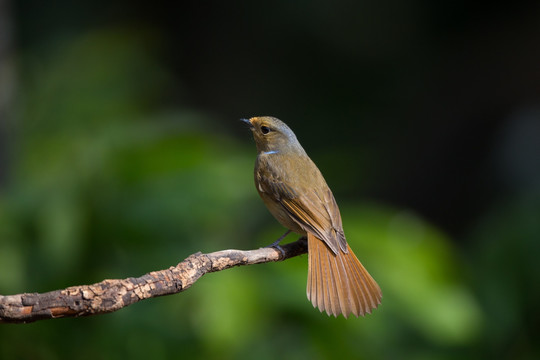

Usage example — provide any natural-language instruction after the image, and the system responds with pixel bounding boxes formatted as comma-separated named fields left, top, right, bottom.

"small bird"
left=242, top=116, right=381, bottom=318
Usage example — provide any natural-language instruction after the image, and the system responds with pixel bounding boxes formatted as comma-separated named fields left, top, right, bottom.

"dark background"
left=1, top=1, right=539, bottom=359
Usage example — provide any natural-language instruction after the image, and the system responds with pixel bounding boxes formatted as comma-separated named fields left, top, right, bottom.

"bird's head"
left=241, top=116, right=302, bottom=154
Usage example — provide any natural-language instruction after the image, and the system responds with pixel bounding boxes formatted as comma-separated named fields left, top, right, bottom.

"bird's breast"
left=254, top=152, right=307, bottom=235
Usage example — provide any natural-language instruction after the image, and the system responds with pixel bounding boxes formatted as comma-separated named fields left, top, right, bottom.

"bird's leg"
left=266, top=229, right=292, bottom=248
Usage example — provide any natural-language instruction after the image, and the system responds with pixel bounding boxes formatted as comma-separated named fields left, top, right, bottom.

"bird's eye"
left=260, top=126, right=271, bottom=135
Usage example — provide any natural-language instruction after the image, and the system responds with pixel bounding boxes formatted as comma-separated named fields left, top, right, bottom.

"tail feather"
left=314, top=246, right=323, bottom=311
left=347, top=249, right=375, bottom=314
left=307, top=233, right=382, bottom=318
left=322, top=248, right=339, bottom=316
left=318, top=244, right=334, bottom=314
left=336, top=248, right=362, bottom=316
left=346, top=249, right=372, bottom=314
left=326, top=246, right=349, bottom=316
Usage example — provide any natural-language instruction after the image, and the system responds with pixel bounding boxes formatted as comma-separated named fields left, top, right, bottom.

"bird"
left=242, top=116, right=381, bottom=318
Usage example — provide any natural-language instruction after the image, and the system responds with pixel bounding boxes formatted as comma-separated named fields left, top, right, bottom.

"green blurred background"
left=1, top=0, right=539, bottom=359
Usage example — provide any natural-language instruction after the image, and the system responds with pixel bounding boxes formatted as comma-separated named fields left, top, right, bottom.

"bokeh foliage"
left=1, top=2, right=540, bottom=359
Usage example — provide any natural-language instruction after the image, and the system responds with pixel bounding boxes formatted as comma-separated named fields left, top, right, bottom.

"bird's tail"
left=307, top=233, right=382, bottom=318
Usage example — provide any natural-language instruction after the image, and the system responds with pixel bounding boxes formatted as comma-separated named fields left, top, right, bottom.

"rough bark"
left=0, top=239, right=307, bottom=324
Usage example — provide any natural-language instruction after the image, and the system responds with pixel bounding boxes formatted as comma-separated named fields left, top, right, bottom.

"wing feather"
left=256, top=155, right=345, bottom=254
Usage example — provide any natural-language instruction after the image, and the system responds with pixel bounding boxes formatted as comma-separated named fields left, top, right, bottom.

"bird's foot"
left=265, top=230, right=293, bottom=258
left=265, top=230, right=291, bottom=248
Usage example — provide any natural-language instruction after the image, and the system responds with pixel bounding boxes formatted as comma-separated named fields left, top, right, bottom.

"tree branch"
left=0, top=238, right=307, bottom=324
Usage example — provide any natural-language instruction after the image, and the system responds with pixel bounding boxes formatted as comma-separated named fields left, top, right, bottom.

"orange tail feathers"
left=306, top=233, right=382, bottom=318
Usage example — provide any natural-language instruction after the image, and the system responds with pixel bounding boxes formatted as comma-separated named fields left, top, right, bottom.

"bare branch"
left=0, top=239, right=307, bottom=324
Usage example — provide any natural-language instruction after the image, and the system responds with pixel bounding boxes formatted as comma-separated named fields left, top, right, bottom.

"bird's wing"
left=257, top=164, right=346, bottom=254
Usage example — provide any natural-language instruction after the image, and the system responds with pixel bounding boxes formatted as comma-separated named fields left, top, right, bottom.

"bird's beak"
left=240, top=118, right=254, bottom=129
